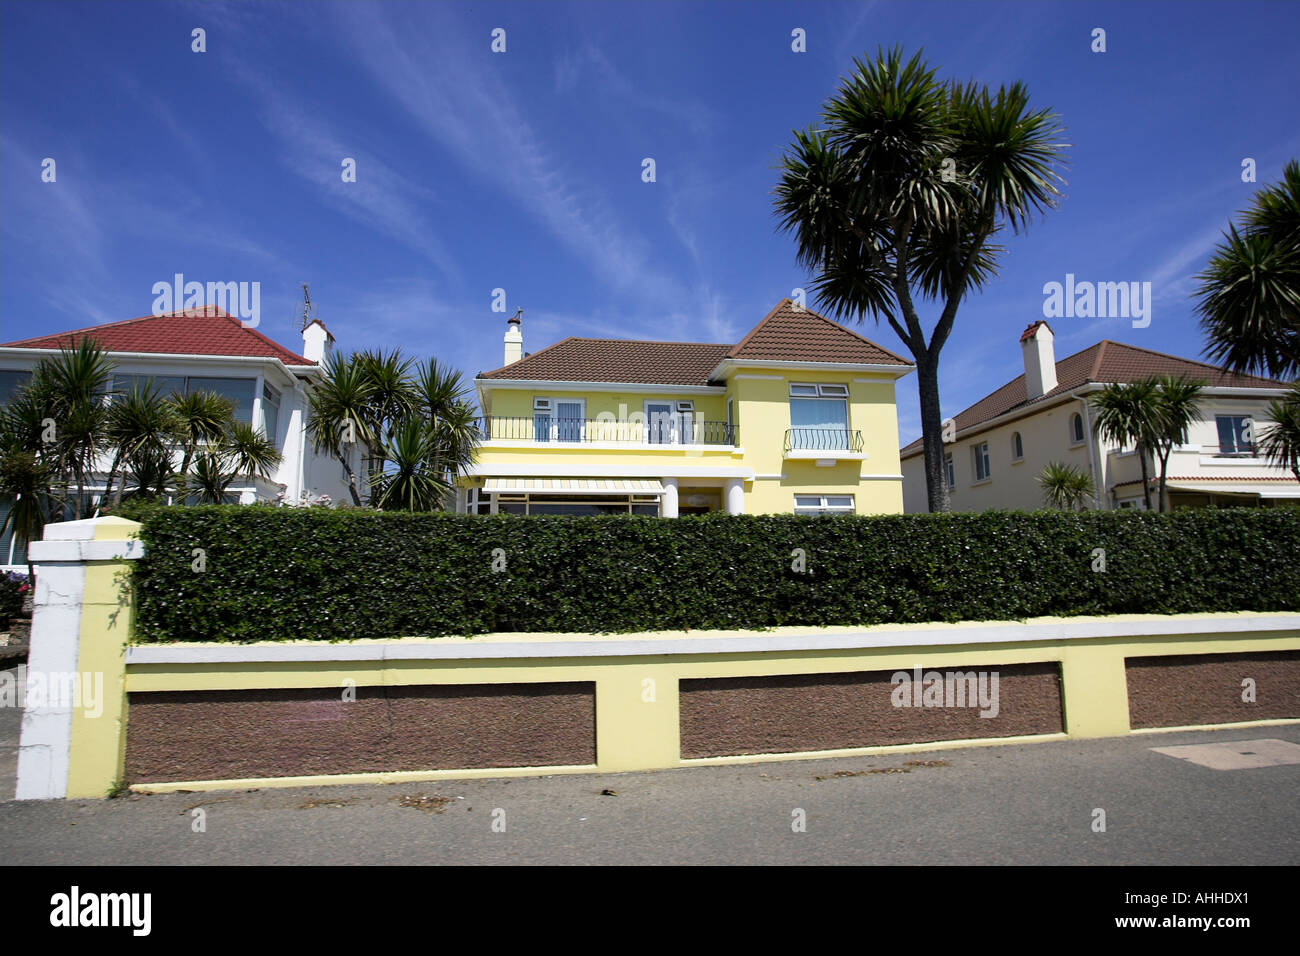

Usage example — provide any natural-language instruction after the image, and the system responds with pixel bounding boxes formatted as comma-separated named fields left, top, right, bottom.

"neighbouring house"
left=0, top=307, right=358, bottom=568
left=900, top=321, right=1298, bottom=512
left=456, top=299, right=915, bottom=516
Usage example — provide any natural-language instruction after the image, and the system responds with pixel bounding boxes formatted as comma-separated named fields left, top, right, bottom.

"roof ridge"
left=1094, top=338, right=1284, bottom=384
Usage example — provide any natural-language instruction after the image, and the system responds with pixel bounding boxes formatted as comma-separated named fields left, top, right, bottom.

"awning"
left=483, top=477, right=665, bottom=496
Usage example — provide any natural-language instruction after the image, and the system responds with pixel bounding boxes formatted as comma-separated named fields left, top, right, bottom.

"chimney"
left=503, top=309, right=523, bottom=366
left=302, top=319, right=334, bottom=364
left=1020, top=320, right=1057, bottom=400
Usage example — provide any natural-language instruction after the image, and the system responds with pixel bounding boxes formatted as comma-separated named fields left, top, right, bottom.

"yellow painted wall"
left=474, top=366, right=907, bottom=516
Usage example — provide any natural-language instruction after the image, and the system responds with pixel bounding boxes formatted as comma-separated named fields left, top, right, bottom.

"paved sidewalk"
left=2, top=713, right=1297, bottom=865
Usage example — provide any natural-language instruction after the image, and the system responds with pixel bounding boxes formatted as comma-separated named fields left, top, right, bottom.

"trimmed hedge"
left=125, top=506, right=1300, bottom=643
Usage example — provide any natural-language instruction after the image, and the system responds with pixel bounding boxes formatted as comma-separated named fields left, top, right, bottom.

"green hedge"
left=124, top=506, right=1300, bottom=643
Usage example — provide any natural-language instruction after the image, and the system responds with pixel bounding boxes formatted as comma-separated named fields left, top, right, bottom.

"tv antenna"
left=298, top=283, right=318, bottom=331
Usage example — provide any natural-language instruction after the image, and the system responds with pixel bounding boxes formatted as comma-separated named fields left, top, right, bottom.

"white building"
left=0, top=307, right=358, bottom=568
left=901, top=321, right=1298, bottom=512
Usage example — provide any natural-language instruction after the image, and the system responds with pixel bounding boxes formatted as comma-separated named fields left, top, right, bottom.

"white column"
left=725, top=478, right=745, bottom=515
left=660, top=478, right=679, bottom=518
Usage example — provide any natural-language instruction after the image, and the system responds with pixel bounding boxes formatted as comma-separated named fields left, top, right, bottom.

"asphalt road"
left=2, top=660, right=1296, bottom=865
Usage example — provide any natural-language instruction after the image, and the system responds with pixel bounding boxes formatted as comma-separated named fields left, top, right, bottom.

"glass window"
left=945, top=452, right=955, bottom=489
left=112, top=374, right=186, bottom=399
left=973, top=442, right=991, bottom=481
left=1070, top=413, right=1085, bottom=443
left=261, top=383, right=281, bottom=443
left=1216, top=415, right=1254, bottom=455
left=789, top=383, right=819, bottom=397
left=789, top=396, right=850, bottom=450
left=187, top=377, right=255, bottom=423
left=1012, top=432, right=1024, bottom=460
left=0, top=370, right=32, bottom=405
left=794, top=494, right=855, bottom=515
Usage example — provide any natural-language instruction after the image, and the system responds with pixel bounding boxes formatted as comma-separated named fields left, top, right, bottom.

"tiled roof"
left=900, top=340, right=1286, bottom=458
left=1, top=307, right=314, bottom=365
left=478, top=299, right=912, bottom=385
left=727, top=299, right=912, bottom=366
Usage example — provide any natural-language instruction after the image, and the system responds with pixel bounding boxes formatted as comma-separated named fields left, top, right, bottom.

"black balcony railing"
left=475, top=416, right=739, bottom=446
left=784, top=427, right=864, bottom=454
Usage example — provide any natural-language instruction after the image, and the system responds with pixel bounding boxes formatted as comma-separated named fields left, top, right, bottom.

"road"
left=2, top=664, right=1298, bottom=865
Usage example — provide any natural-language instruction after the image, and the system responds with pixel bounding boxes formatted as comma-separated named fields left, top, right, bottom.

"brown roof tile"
left=900, top=340, right=1286, bottom=458
left=477, top=299, right=912, bottom=385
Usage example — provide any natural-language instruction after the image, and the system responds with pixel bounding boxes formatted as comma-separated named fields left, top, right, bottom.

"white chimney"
left=302, top=319, right=333, bottom=364
left=1020, top=321, right=1057, bottom=400
left=503, top=309, right=523, bottom=366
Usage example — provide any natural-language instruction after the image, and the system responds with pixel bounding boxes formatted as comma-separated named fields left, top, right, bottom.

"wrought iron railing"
left=784, top=427, right=864, bottom=454
left=475, top=417, right=739, bottom=446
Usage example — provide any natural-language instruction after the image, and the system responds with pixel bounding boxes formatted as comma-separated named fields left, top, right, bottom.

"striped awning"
left=482, top=477, right=665, bottom=496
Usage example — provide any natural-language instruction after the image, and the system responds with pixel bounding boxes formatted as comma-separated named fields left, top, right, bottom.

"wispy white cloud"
left=330, top=4, right=690, bottom=312
left=222, top=58, right=460, bottom=281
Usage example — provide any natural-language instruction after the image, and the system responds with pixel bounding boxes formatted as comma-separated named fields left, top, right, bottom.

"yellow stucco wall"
left=472, top=364, right=907, bottom=516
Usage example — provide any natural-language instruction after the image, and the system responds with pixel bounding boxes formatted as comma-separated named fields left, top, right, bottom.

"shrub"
left=0, top=571, right=28, bottom=628
left=125, top=507, right=1300, bottom=643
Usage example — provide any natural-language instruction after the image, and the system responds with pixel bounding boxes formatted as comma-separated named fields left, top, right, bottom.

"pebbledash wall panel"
left=1126, top=651, right=1300, bottom=729
left=679, top=662, right=1063, bottom=759
left=125, top=682, right=595, bottom=783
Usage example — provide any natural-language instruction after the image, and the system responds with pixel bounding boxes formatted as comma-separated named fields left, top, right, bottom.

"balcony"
left=783, top=427, right=865, bottom=462
left=475, top=416, right=739, bottom=447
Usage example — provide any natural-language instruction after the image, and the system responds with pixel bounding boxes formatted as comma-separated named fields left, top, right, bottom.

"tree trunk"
left=1138, top=444, right=1153, bottom=510
left=339, top=454, right=363, bottom=507
left=915, top=356, right=951, bottom=513
left=1156, top=448, right=1170, bottom=513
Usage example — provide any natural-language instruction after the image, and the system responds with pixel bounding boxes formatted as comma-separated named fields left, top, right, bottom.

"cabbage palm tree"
left=774, top=46, right=1068, bottom=512
left=1089, top=381, right=1166, bottom=510
left=103, top=381, right=181, bottom=506
left=306, top=353, right=377, bottom=506
left=1257, top=382, right=1300, bottom=483
left=171, top=390, right=236, bottom=480
left=1195, top=159, right=1300, bottom=380
left=1150, top=375, right=1206, bottom=512
left=1037, top=461, right=1094, bottom=511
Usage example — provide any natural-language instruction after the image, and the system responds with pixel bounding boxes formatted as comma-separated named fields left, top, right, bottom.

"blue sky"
left=2, top=0, right=1297, bottom=445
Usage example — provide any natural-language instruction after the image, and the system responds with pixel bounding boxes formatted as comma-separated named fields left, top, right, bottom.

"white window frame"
left=793, top=493, right=855, bottom=515
left=1069, top=412, right=1085, bottom=445
left=534, top=396, right=585, bottom=442
left=1011, top=431, right=1024, bottom=462
left=944, top=451, right=955, bottom=489
left=972, top=442, right=991, bottom=482
left=644, top=398, right=692, bottom=445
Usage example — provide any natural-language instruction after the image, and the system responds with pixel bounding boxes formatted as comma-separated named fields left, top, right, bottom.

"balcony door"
left=534, top=398, right=584, bottom=442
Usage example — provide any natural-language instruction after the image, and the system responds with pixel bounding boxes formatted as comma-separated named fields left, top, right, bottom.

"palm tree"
left=368, top=417, right=446, bottom=511
left=306, top=353, right=376, bottom=506
left=0, top=450, right=51, bottom=581
left=1037, top=461, right=1094, bottom=511
left=171, top=390, right=236, bottom=480
left=103, top=382, right=181, bottom=506
left=1257, top=382, right=1300, bottom=483
left=774, top=47, right=1068, bottom=512
left=1150, top=375, right=1206, bottom=512
left=32, top=341, right=114, bottom=518
left=1195, top=159, right=1300, bottom=380
left=222, top=421, right=282, bottom=483
left=1089, top=381, right=1166, bottom=510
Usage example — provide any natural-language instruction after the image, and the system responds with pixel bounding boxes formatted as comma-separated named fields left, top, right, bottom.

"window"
left=533, top=397, right=584, bottom=442
left=1215, top=415, right=1255, bottom=456
left=794, top=494, right=855, bottom=515
left=112, top=374, right=256, bottom=423
left=1070, top=412, right=1085, bottom=444
left=1011, top=431, right=1024, bottom=461
left=944, top=452, right=955, bottom=489
left=789, top=383, right=850, bottom=450
left=645, top=399, right=694, bottom=444
left=261, top=383, right=281, bottom=444
left=973, top=442, right=991, bottom=482
left=0, top=370, right=32, bottom=405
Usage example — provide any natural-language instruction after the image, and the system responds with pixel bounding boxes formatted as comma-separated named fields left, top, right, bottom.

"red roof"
left=478, top=299, right=912, bottom=385
left=1, top=307, right=314, bottom=365
left=900, top=339, right=1286, bottom=458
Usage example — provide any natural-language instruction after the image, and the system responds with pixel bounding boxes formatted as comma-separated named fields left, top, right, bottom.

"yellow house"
left=455, top=299, right=914, bottom=516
